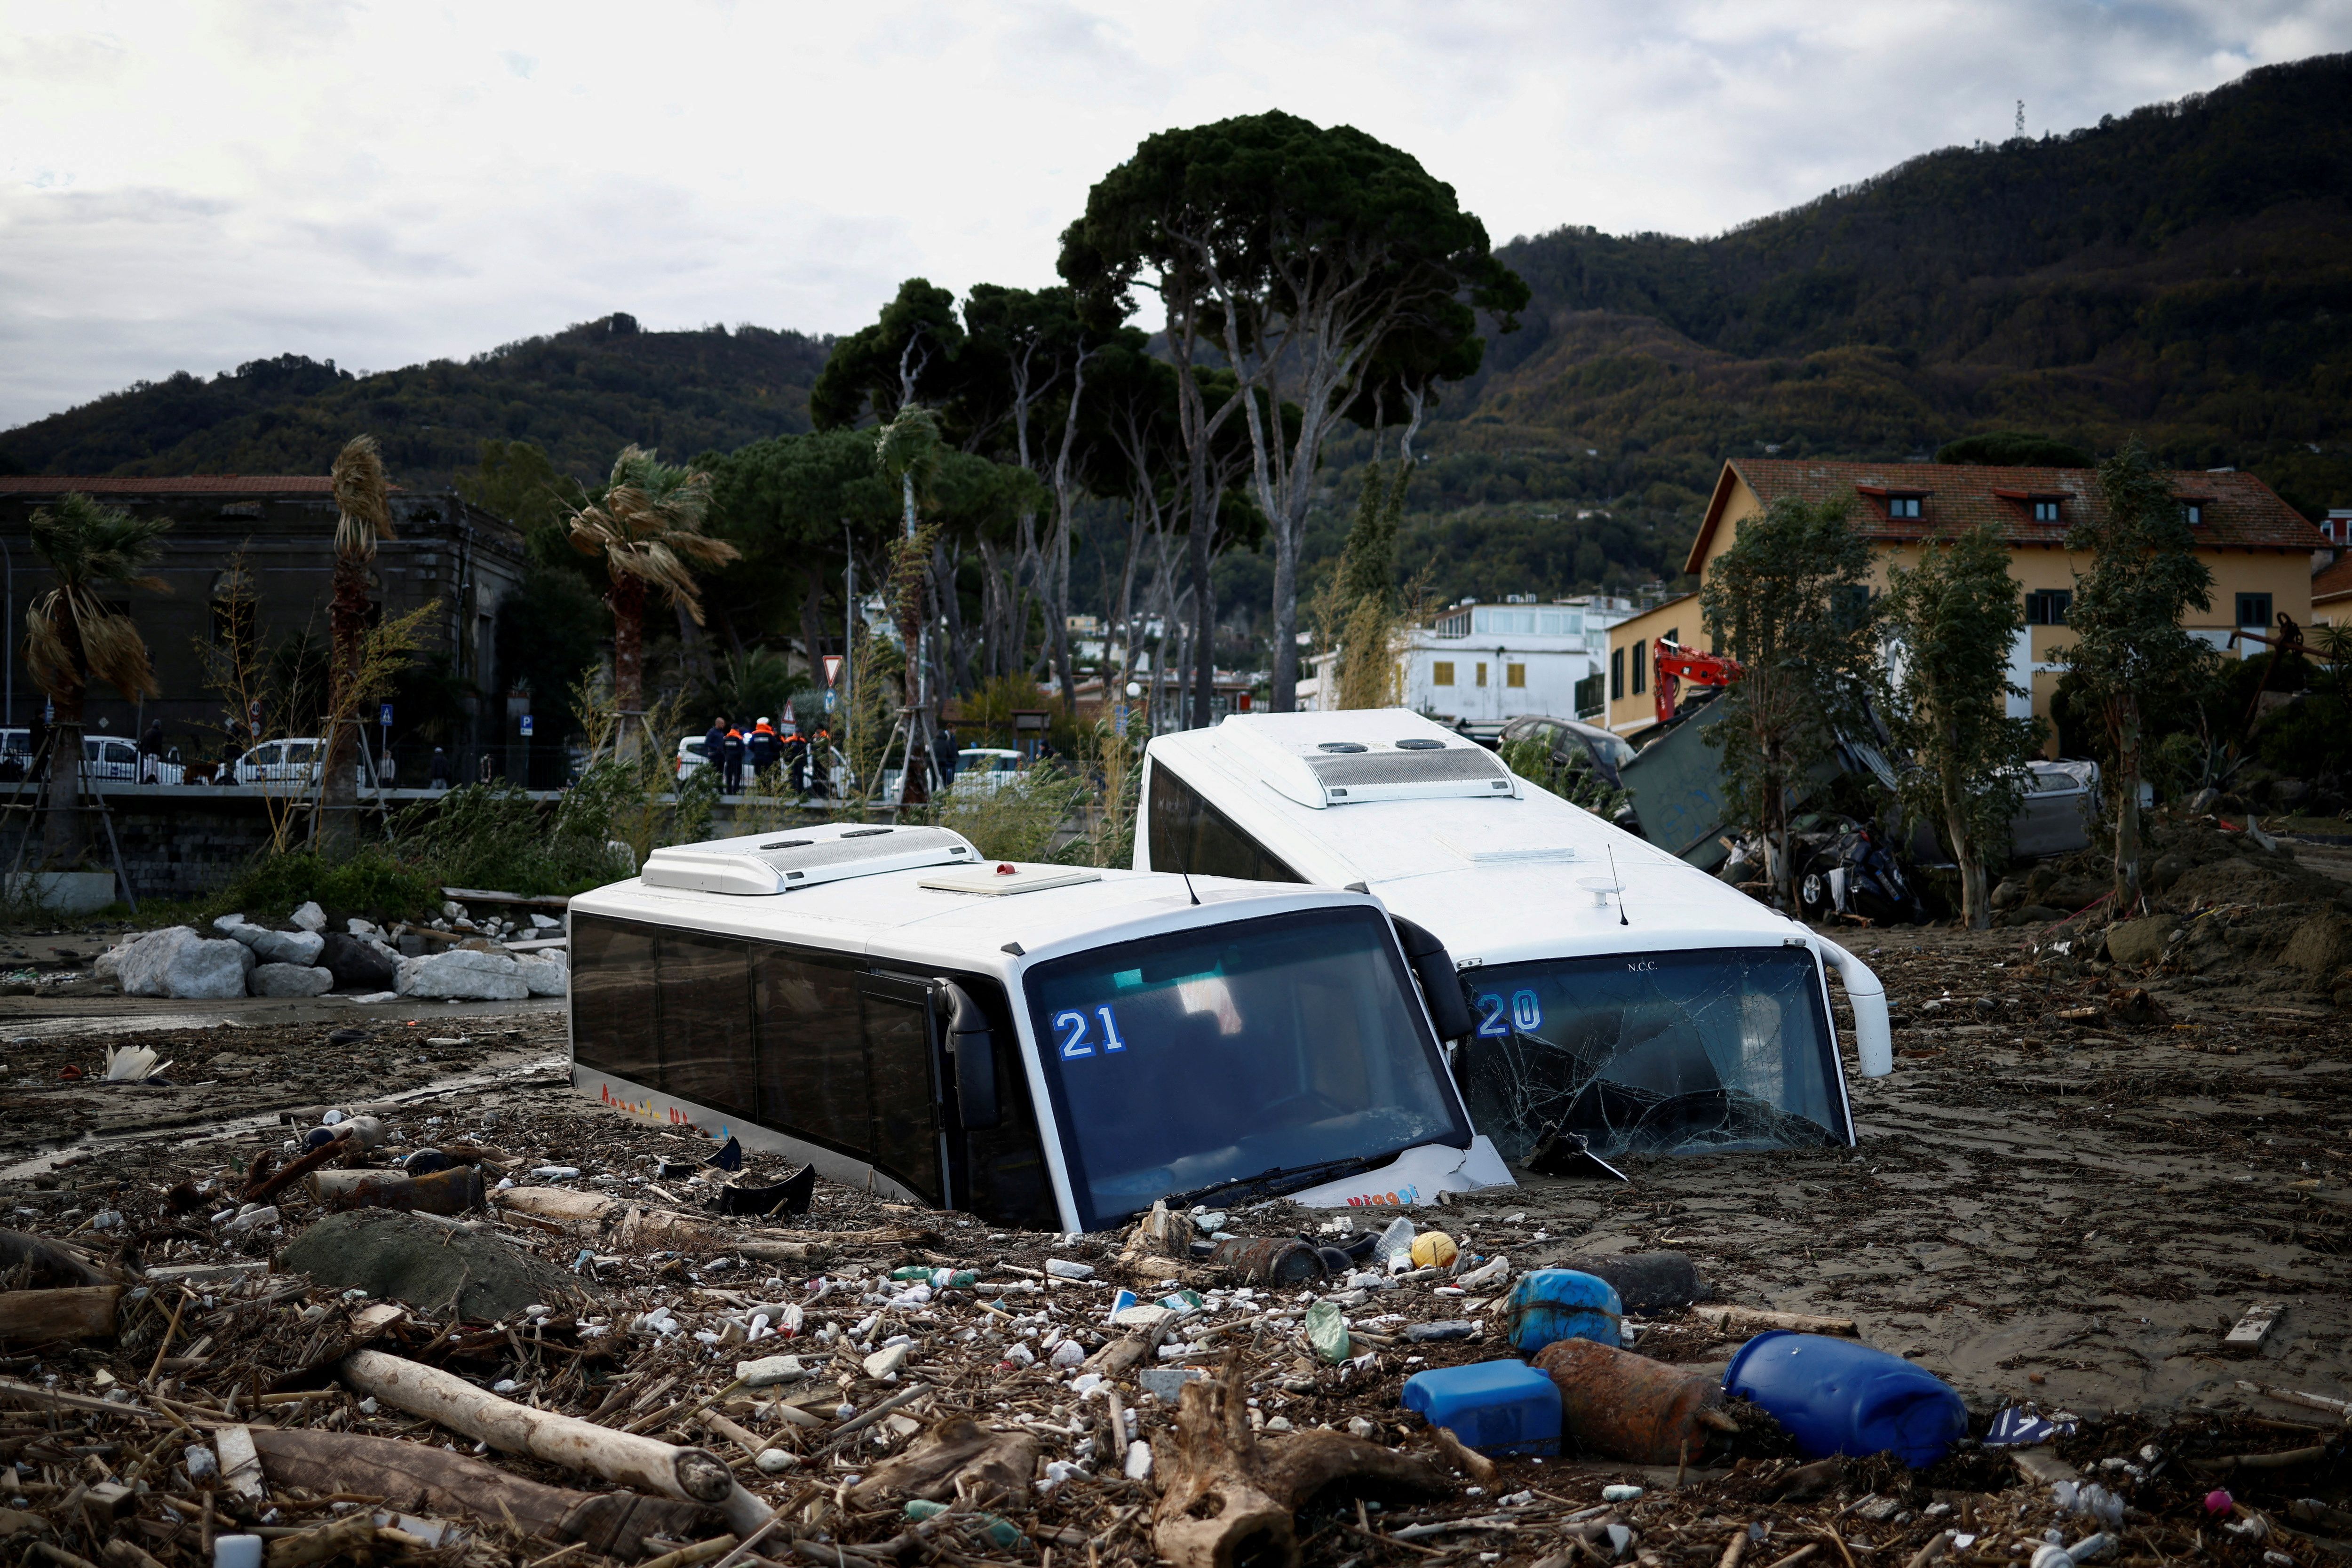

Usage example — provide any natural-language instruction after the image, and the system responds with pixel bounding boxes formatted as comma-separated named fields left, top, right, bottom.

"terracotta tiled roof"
left=2314, top=552, right=2352, bottom=605
left=0, top=476, right=399, bottom=495
left=1686, top=459, right=2325, bottom=575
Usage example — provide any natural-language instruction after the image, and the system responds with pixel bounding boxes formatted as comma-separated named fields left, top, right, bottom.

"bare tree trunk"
left=321, top=556, right=368, bottom=853
left=40, top=622, right=87, bottom=869
left=610, top=576, right=646, bottom=763
left=2113, top=692, right=2144, bottom=910
left=1189, top=482, right=1216, bottom=732
left=1048, top=509, right=1078, bottom=718
left=1271, top=525, right=1299, bottom=712
left=797, top=572, right=826, bottom=688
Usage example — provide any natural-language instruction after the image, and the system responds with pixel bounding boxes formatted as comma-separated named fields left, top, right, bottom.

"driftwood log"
left=249, top=1426, right=718, bottom=1558
left=0, top=1286, right=122, bottom=1345
left=1153, top=1356, right=1450, bottom=1568
left=339, top=1349, right=771, bottom=1533
left=0, top=1228, right=115, bottom=1289
left=850, top=1417, right=1040, bottom=1507
left=1694, top=1306, right=1856, bottom=1337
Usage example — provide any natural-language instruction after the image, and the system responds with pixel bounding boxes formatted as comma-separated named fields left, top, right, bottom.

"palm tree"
left=24, top=493, right=171, bottom=867
left=323, top=435, right=394, bottom=849
left=567, top=446, right=738, bottom=759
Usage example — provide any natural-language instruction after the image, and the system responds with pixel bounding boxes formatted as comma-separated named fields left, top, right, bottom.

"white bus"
left=1135, top=710, right=1894, bottom=1169
left=567, top=821, right=1512, bottom=1232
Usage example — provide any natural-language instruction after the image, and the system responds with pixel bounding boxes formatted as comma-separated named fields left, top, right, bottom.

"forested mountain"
left=0, top=314, right=832, bottom=489
left=8, top=51, right=2349, bottom=613
left=1400, top=49, right=2352, bottom=556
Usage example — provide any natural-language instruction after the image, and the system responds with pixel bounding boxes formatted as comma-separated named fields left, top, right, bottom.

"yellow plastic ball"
left=1410, top=1231, right=1459, bottom=1269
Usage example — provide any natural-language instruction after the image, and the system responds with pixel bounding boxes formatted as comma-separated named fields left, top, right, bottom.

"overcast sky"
left=3, top=0, right=2347, bottom=432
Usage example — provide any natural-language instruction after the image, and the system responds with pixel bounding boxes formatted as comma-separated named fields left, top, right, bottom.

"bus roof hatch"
left=640, top=825, right=979, bottom=895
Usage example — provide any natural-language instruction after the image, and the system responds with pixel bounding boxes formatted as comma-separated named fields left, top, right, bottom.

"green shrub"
left=397, top=780, right=636, bottom=897
left=210, top=849, right=443, bottom=924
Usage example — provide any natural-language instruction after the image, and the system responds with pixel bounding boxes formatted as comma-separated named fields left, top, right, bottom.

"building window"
left=1610, top=647, right=1625, bottom=701
left=1830, top=585, right=1873, bottom=631
left=1630, top=641, right=1645, bottom=695
left=2031, top=499, right=2061, bottom=523
left=2185, top=503, right=2205, bottom=526
left=2024, top=589, right=2071, bottom=627
left=1475, top=662, right=1488, bottom=687
left=2237, top=593, right=2273, bottom=629
left=1886, top=495, right=1923, bottom=519
left=1431, top=661, right=1454, bottom=687
left=1506, top=662, right=1526, bottom=689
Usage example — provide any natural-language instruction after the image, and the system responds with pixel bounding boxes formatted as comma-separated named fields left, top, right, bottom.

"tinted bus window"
left=572, top=915, right=659, bottom=1087
left=1147, top=764, right=1303, bottom=883
left=861, top=975, right=941, bottom=1204
left=659, top=931, right=755, bottom=1120
left=753, top=947, right=871, bottom=1158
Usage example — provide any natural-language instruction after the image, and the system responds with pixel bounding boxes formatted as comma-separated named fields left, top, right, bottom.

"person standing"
left=937, top=723, right=961, bottom=790
left=748, top=717, right=780, bottom=786
left=430, top=747, right=452, bottom=789
left=138, top=719, right=167, bottom=783
left=784, top=724, right=809, bottom=797
left=720, top=723, right=745, bottom=794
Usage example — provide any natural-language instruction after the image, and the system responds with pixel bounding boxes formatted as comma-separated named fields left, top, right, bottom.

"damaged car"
left=1136, top=710, right=1894, bottom=1170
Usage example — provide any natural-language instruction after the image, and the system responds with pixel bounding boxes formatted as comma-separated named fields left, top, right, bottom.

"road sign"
left=823, top=654, right=844, bottom=687
left=379, top=703, right=393, bottom=727
left=823, top=690, right=837, bottom=714
left=519, top=715, right=534, bottom=737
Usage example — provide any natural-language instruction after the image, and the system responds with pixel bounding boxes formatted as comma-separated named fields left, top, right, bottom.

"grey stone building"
left=0, top=476, right=527, bottom=757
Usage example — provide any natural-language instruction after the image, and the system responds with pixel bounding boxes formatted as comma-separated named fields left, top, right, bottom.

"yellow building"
left=1605, top=458, right=2329, bottom=737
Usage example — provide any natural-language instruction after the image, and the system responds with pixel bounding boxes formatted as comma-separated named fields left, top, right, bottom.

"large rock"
left=251, top=963, right=334, bottom=998
left=2281, top=912, right=2352, bottom=984
left=397, top=947, right=528, bottom=1001
left=513, top=954, right=568, bottom=997
left=318, top=931, right=400, bottom=993
left=279, top=1210, right=594, bottom=1320
left=116, top=928, right=252, bottom=999
left=290, top=900, right=327, bottom=932
left=248, top=927, right=325, bottom=966
left=2105, top=915, right=2177, bottom=968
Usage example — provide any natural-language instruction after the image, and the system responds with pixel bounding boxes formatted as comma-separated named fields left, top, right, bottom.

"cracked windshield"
left=1457, top=946, right=1847, bottom=1161
left=1024, top=907, right=1467, bottom=1231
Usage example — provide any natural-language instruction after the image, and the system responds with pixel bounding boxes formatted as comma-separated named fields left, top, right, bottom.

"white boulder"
left=290, top=901, right=327, bottom=932
left=513, top=955, right=568, bottom=997
left=249, top=928, right=326, bottom=966
left=213, top=914, right=246, bottom=932
left=116, top=928, right=252, bottom=999
left=251, top=963, right=334, bottom=998
left=397, top=947, right=528, bottom=1001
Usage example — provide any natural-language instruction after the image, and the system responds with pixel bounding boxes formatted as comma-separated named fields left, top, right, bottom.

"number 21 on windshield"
left=1054, top=1005, right=1129, bottom=1059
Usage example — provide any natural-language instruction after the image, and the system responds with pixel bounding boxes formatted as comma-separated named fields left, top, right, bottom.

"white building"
left=1299, top=594, right=1635, bottom=723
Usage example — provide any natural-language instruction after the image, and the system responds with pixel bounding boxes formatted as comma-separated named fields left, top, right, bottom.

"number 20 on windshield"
left=1475, top=990, right=1543, bottom=1038
left=1054, top=1005, right=1128, bottom=1059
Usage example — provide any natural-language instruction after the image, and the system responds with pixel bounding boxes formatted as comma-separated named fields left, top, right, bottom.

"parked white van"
left=1135, top=709, right=1894, bottom=1168
left=566, top=821, right=1512, bottom=1231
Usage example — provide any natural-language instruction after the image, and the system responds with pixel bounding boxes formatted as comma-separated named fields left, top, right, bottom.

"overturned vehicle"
left=1137, top=711, right=1894, bottom=1170
left=566, top=822, right=1511, bottom=1232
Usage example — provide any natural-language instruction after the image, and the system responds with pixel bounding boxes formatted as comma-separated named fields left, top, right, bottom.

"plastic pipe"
left=1811, top=935, right=1893, bottom=1077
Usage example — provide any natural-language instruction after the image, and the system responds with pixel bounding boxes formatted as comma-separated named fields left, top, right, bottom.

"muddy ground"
left=0, top=847, right=2342, bottom=1568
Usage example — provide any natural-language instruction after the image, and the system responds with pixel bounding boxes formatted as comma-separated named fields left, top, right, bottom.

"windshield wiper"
left=1158, top=1154, right=1390, bottom=1214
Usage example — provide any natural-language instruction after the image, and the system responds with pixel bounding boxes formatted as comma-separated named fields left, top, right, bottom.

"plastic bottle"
left=1721, top=1331, right=1967, bottom=1469
left=1373, top=1217, right=1418, bottom=1273
left=1502, top=1269, right=1624, bottom=1355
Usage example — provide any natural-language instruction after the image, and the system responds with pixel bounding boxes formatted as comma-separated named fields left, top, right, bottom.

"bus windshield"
left=1024, top=907, right=1469, bottom=1232
left=1456, top=947, right=1847, bottom=1162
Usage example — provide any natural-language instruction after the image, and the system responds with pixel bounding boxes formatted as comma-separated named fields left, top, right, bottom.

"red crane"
left=1654, top=637, right=1743, bottom=725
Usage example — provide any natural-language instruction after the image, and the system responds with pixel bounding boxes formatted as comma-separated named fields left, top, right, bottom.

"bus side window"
left=944, top=973, right=1059, bottom=1230
left=658, top=931, right=756, bottom=1120
left=572, top=916, right=661, bottom=1088
left=860, top=974, right=942, bottom=1205
left=1147, top=764, right=1304, bottom=883
left=754, top=947, right=870, bottom=1161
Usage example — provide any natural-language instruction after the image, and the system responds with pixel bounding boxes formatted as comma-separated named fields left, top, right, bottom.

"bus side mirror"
left=942, top=982, right=1002, bottom=1130
left=1390, top=916, right=1475, bottom=1043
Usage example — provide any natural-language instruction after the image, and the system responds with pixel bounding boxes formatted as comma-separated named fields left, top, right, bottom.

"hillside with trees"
left=1407, top=49, right=2352, bottom=553
left=0, top=314, right=832, bottom=490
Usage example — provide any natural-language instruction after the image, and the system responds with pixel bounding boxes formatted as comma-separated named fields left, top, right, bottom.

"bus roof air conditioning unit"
left=640, top=825, right=980, bottom=895
left=1211, top=716, right=1519, bottom=810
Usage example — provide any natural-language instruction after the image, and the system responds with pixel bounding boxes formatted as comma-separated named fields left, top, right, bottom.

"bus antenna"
left=1180, top=868, right=1201, bottom=906
left=1606, top=845, right=1629, bottom=926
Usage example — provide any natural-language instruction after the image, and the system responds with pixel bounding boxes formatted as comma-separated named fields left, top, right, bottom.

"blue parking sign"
left=519, top=715, right=534, bottom=736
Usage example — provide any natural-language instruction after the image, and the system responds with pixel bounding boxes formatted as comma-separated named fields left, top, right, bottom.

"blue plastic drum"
left=1502, top=1268, right=1623, bottom=1356
left=1723, top=1331, right=1968, bottom=1468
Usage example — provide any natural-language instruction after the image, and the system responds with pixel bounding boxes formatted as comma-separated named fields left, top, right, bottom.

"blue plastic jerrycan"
left=1723, top=1331, right=1968, bottom=1468
left=1502, top=1268, right=1623, bottom=1357
left=1401, top=1359, right=1562, bottom=1456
